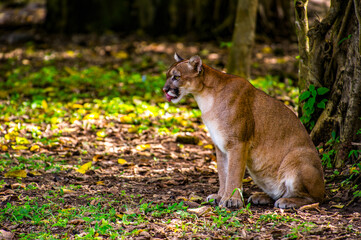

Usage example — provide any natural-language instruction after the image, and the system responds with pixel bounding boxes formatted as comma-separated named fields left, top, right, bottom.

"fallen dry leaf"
left=30, top=144, right=40, bottom=152
left=11, top=183, right=26, bottom=189
left=187, top=206, right=212, bottom=217
left=299, top=202, right=319, bottom=211
left=118, top=158, right=128, bottom=165
left=68, top=219, right=85, bottom=225
left=4, top=170, right=27, bottom=178
left=136, top=144, right=151, bottom=151
left=0, top=229, right=14, bottom=240
left=76, top=161, right=92, bottom=174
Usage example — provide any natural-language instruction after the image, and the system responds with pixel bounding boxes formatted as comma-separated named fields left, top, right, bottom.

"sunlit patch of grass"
left=0, top=62, right=316, bottom=239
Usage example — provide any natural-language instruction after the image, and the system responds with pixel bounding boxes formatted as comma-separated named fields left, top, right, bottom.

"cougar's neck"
left=192, top=64, right=221, bottom=114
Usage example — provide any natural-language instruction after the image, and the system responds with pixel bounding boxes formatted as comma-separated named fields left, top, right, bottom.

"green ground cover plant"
left=0, top=45, right=360, bottom=239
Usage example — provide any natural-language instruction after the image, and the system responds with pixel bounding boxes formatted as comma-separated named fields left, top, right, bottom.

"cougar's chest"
left=203, top=119, right=227, bottom=153
left=194, top=94, right=227, bottom=153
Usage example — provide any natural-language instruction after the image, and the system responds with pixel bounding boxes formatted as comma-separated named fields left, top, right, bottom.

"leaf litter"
left=0, top=37, right=360, bottom=239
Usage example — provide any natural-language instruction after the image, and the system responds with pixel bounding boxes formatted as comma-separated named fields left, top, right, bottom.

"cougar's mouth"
left=165, top=91, right=178, bottom=102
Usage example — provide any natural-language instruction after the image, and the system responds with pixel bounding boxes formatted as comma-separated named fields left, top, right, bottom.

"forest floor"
left=0, top=35, right=361, bottom=239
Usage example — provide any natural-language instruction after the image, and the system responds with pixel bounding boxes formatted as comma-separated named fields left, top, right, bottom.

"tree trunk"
left=295, top=0, right=361, bottom=168
left=258, top=0, right=295, bottom=40
left=227, top=0, right=258, bottom=78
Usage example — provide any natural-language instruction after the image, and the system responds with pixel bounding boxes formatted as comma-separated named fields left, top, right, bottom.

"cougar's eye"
left=172, top=75, right=180, bottom=81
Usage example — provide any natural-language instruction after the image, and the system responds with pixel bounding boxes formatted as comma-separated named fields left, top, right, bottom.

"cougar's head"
left=163, top=53, right=203, bottom=103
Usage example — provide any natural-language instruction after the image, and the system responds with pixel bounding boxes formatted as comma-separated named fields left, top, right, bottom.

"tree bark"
left=296, top=0, right=361, bottom=168
left=227, top=0, right=258, bottom=78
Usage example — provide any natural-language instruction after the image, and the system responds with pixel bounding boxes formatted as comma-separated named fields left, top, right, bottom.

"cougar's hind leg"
left=275, top=150, right=324, bottom=209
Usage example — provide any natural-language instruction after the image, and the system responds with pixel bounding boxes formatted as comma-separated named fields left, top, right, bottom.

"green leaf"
left=317, top=87, right=330, bottom=95
left=311, top=89, right=317, bottom=97
left=317, top=101, right=326, bottom=109
left=306, top=97, right=316, bottom=109
left=300, top=91, right=311, bottom=101
left=331, top=131, right=336, bottom=140
left=309, top=84, right=315, bottom=92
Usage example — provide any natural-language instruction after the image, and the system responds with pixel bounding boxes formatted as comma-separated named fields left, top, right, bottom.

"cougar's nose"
left=163, top=86, right=169, bottom=93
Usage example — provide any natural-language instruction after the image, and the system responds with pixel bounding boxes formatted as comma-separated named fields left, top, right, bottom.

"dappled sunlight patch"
left=0, top=49, right=359, bottom=239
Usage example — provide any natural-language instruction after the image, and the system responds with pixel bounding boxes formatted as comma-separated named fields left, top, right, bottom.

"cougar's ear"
left=188, top=55, right=202, bottom=73
left=174, top=52, right=184, bottom=62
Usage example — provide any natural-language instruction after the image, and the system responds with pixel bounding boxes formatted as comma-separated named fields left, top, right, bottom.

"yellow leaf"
left=242, top=176, right=253, bottom=183
left=203, top=144, right=213, bottom=149
left=136, top=144, right=151, bottom=151
left=77, top=108, right=87, bottom=115
left=76, top=161, right=92, bottom=174
left=62, top=188, right=75, bottom=194
left=331, top=204, right=344, bottom=209
left=42, top=100, right=48, bottom=110
left=128, top=126, right=138, bottom=133
left=84, top=113, right=99, bottom=120
left=12, top=145, right=28, bottom=150
left=29, top=171, right=42, bottom=176
left=118, top=158, right=128, bottom=165
left=1, top=145, right=8, bottom=151
left=176, top=196, right=188, bottom=202
left=66, top=50, right=75, bottom=57
left=96, top=181, right=105, bottom=185
left=30, top=145, right=40, bottom=152
left=92, top=155, right=103, bottom=162
left=197, top=141, right=204, bottom=146
left=114, top=51, right=128, bottom=59
left=71, top=103, right=83, bottom=109
left=50, top=117, right=59, bottom=124
left=190, top=195, right=203, bottom=202
left=16, top=137, right=29, bottom=145
left=262, top=46, right=272, bottom=54
left=4, top=134, right=11, bottom=140
left=64, top=66, right=77, bottom=75
left=96, top=130, right=107, bottom=138
left=116, top=213, right=124, bottom=218
left=61, top=207, right=76, bottom=212
left=44, top=87, right=55, bottom=92
left=5, top=170, right=27, bottom=178
left=180, top=120, right=188, bottom=127
left=120, top=115, right=132, bottom=123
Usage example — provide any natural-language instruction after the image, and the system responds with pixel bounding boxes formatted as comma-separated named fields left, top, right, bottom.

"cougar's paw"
left=219, top=197, right=243, bottom=208
left=248, top=192, right=273, bottom=205
left=206, top=194, right=222, bottom=205
left=274, top=198, right=306, bottom=209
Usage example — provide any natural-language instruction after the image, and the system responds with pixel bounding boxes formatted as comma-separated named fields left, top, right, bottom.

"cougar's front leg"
left=206, top=146, right=226, bottom=205
left=219, top=143, right=248, bottom=208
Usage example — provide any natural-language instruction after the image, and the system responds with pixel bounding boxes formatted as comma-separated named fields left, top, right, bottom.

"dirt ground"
left=1, top=1, right=361, bottom=237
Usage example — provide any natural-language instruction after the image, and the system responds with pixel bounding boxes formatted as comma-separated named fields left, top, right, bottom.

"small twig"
left=336, top=0, right=353, bottom=46
left=299, top=202, right=320, bottom=211
left=345, top=196, right=357, bottom=208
